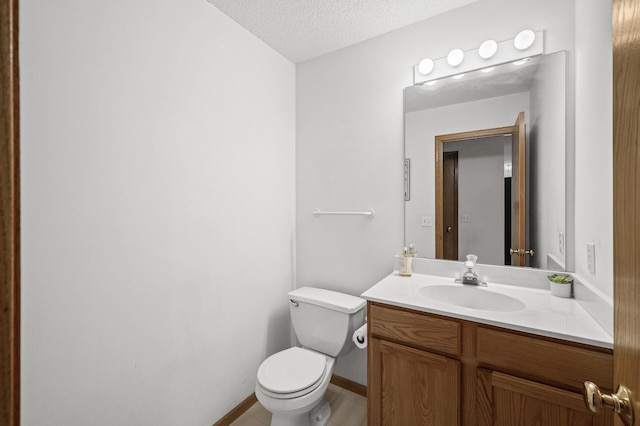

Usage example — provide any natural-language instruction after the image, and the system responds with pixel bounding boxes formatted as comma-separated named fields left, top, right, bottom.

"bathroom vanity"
left=362, top=272, right=613, bottom=426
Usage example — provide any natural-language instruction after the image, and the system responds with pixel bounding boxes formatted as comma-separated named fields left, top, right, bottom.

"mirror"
left=404, top=51, right=567, bottom=270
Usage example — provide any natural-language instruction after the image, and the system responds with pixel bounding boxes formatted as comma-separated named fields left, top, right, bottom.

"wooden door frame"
left=435, top=125, right=517, bottom=259
left=0, top=0, right=20, bottom=425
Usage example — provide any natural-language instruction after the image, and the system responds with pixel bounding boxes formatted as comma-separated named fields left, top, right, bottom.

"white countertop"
left=361, top=272, right=613, bottom=349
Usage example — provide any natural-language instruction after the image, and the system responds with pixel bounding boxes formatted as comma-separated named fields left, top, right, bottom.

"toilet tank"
left=288, top=287, right=366, bottom=357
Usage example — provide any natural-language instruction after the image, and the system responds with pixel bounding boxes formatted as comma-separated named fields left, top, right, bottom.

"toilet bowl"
left=255, top=287, right=366, bottom=426
left=255, top=347, right=335, bottom=426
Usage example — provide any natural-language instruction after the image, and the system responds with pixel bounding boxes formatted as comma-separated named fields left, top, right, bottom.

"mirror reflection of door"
left=511, top=112, right=527, bottom=266
left=442, top=151, right=458, bottom=260
left=435, top=112, right=529, bottom=266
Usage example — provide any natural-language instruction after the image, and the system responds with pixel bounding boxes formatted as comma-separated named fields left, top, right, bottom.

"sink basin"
left=419, top=285, right=526, bottom=312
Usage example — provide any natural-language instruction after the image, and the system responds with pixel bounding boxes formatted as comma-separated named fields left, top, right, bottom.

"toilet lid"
left=257, top=347, right=327, bottom=395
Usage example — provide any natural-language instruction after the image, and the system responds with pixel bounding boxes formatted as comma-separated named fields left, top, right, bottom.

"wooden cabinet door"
left=368, top=337, right=460, bottom=425
left=477, top=369, right=612, bottom=426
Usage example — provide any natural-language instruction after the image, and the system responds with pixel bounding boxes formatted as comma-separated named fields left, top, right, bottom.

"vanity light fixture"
left=413, top=29, right=543, bottom=85
left=452, top=74, right=466, bottom=79
left=481, top=67, right=496, bottom=73
left=478, top=40, right=498, bottom=59
left=514, top=29, right=536, bottom=50
left=417, top=58, right=435, bottom=75
left=447, top=49, right=465, bottom=67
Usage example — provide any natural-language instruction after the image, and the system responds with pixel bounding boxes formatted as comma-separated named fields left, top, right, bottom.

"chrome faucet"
left=455, top=254, right=487, bottom=286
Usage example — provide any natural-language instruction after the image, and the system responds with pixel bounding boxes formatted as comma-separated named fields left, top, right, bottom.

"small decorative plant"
left=547, top=274, right=573, bottom=298
left=547, top=274, right=573, bottom=284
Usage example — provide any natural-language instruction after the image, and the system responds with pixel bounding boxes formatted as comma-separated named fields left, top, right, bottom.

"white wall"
left=296, top=0, right=576, bottom=385
left=574, top=0, right=613, bottom=298
left=20, top=1, right=295, bottom=425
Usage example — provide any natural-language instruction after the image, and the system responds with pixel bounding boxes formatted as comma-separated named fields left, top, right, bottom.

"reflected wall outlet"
left=421, top=216, right=433, bottom=227
left=587, top=242, right=596, bottom=275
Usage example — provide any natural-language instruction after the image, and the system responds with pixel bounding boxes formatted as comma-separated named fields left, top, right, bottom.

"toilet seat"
left=257, top=347, right=327, bottom=399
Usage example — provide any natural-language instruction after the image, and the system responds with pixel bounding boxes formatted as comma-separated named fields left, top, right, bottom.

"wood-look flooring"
left=230, top=383, right=367, bottom=426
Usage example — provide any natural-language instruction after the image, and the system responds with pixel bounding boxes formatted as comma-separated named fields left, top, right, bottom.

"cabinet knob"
left=583, top=381, right=634, bottom=425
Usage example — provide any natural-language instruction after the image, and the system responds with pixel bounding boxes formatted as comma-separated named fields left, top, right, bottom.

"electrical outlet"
left=421, top=216, right=433, bottom=227
left=558, top=232, right=565, bottom=255
left=587, top=243, right=596, bottom=275
left=461, top=214, right=471, bottom=223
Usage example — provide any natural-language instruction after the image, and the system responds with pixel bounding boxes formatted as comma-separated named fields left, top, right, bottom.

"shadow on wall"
left=265, top=307, right=291, bottom=357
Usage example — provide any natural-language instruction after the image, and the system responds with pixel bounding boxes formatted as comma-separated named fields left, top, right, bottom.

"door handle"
left=509, top=248, right=534, bottom=256
left=446, top=226, right=453, bottom=233
left=583, top=381, right=634, bottom=425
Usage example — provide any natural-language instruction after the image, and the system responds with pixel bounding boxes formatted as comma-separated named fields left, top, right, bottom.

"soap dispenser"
left=399, top=244, right=417, bottom=277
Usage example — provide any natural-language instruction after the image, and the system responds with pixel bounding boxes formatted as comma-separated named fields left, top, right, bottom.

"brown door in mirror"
left=443, top=151, right=459, bottom=260
left=510, top=112, right=527, bottom=267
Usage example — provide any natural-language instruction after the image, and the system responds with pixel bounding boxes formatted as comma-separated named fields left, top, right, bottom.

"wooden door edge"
left=0, top=0, right=21, bottom=425
left=435, top=136, right=444, bottom=258
left=612, top=0, right=640, bottom=414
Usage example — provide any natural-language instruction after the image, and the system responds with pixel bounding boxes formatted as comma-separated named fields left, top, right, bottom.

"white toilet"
left=255, top=287, right=366, bottom=426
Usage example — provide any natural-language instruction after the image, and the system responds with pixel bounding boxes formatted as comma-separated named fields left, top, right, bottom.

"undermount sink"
left=419, top=284, right=526, bottom=312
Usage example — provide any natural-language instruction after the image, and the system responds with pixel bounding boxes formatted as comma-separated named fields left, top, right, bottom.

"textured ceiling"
left=206, top=0, right=480, bottom=63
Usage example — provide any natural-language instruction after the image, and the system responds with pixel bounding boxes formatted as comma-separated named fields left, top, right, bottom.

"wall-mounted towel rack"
left=313, top=209, right=375, bottom=218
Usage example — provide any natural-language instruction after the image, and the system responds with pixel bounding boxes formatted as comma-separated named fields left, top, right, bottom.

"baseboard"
left=212, top=393, right=257, bottom=426
left=212, top=375, right=368, bottom=425
left=330, top=374, right=367, bottom=397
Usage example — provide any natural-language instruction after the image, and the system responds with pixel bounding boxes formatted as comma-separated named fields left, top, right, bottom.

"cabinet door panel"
left=477, top=327, right=613, bottom=390
left=490, top=372, right=612, bottom=426
left=370, top=338, right=460, bottom=425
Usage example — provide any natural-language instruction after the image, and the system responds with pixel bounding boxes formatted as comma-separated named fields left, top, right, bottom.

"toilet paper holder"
left=352, top=323, right=368, bottom=349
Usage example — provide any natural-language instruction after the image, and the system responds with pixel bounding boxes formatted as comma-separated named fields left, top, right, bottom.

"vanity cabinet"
left=367, top=302, right=614, bottom=426
left=368, top=303, right=461, bottom=424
